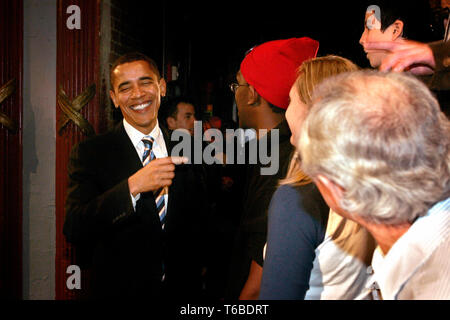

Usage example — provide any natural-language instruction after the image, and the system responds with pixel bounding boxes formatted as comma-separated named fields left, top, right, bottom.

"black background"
left=120, top=0, right=441, bottom=122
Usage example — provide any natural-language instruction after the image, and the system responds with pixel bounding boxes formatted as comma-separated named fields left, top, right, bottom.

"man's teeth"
left=131, top=102, right=150, bottom=111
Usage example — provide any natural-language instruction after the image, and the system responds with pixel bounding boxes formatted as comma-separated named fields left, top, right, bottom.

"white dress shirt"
left=361, top=197, right=450, bottom=300
left=122, top=118, right=169, bottom=211
left=305, top=210, right=374, bottom=300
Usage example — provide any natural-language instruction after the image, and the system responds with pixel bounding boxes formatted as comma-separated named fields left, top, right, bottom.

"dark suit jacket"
left=429, top=40, right=450, bottom=91
left=63, top=122, right=208, bottom=300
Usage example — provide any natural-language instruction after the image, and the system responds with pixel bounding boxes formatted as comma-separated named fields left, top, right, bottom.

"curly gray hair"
left=298, top=70, right=450, bottom=225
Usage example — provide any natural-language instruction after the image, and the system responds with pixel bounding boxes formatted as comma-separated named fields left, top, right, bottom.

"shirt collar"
left=371, top=198, right=450, bottom=299
left=123, top=118, right=162, bottom=149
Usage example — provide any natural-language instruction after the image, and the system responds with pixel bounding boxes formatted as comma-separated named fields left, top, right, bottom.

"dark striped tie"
left=142, top=136, right=167, bottom=229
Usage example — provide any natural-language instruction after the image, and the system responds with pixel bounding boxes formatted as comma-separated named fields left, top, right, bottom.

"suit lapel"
left=161, top=126, right=172, bottom=154
left=110, top=122, right=143, bottom=181
left=109, top=124, right=179, bottom=226
left=111, top=122, right=164, bottom=223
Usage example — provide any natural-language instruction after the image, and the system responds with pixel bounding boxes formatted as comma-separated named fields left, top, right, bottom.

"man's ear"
left=159, top=78, right=167, bottom=97
left=110, top=90, right=119, bottom=108
left=166, top=116, right=176, bottom=130
left=314, top=174, right=345, bottom=214
left=247, top=85, right=260, bottom=106
left=391, top=19, right=404, bottom=40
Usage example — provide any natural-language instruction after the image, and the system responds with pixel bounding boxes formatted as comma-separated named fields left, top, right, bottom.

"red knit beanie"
left=240, top=37, right=319, bottom=110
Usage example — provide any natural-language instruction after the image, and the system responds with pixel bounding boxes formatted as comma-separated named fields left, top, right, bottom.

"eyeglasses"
left=245, top=46, right=256, bottom=56
left=230, top=82, right=249, bottom=94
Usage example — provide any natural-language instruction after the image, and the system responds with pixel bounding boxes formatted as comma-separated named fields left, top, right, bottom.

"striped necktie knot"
left=142, top=136, right=155, bottom=166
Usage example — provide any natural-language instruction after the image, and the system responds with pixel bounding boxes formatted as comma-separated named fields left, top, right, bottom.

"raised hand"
left=128, top=156, right=188, bottom=196
left=364, top=40, right=435, bottom=75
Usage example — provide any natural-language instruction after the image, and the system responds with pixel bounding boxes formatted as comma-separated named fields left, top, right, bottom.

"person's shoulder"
left=274, top=183, right=299, bottom=198
left=270, top=184, right=302, bottom=212
left=274, top=183, right=318, bottom=199
left=271, top=183, right=329, bottom=225
left=275, top=184, right=298, bottom=196
left=72, top=124, right=123, bottom=155
left=269, top=184, right=324, bottom=230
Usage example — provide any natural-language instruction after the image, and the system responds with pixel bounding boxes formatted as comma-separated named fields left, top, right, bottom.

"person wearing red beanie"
left=226, top=37, right=319, bottom=300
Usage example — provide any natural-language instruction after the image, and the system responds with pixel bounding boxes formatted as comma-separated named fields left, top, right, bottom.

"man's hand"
left=128, top=156, right=188, bottom=196
left=365, top=40, right=435, bottom=75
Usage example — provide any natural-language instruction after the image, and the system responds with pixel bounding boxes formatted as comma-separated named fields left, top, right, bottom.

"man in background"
left=164, top=96, right=197, bottom=136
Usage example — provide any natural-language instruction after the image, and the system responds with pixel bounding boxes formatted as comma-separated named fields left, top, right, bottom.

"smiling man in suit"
left=63, top=52, right=208, bottom=300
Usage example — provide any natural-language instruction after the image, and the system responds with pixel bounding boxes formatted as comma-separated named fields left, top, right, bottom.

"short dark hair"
left=253, top=89, right=285, bottom=114
left=165, top=96, right=195, bottom=119
left=268, top=102, right=285, bottom=114
left=365, top=0, right=434, bottom=41
left=110, top=52, right=161, bottom=88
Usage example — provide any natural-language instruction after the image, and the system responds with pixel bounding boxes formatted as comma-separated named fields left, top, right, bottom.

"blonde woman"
left=260, top=56, right=376, bottom=300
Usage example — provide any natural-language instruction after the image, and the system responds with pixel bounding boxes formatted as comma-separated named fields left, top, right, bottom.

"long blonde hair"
left=280, top=55, right=359, bottom=187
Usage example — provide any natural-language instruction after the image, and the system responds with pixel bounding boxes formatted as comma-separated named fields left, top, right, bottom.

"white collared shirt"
left=361, top=198, right=450, bottom=300
left=305, top=210, right=373, bottom=300
left=123, top=118, right=169, bottom=211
